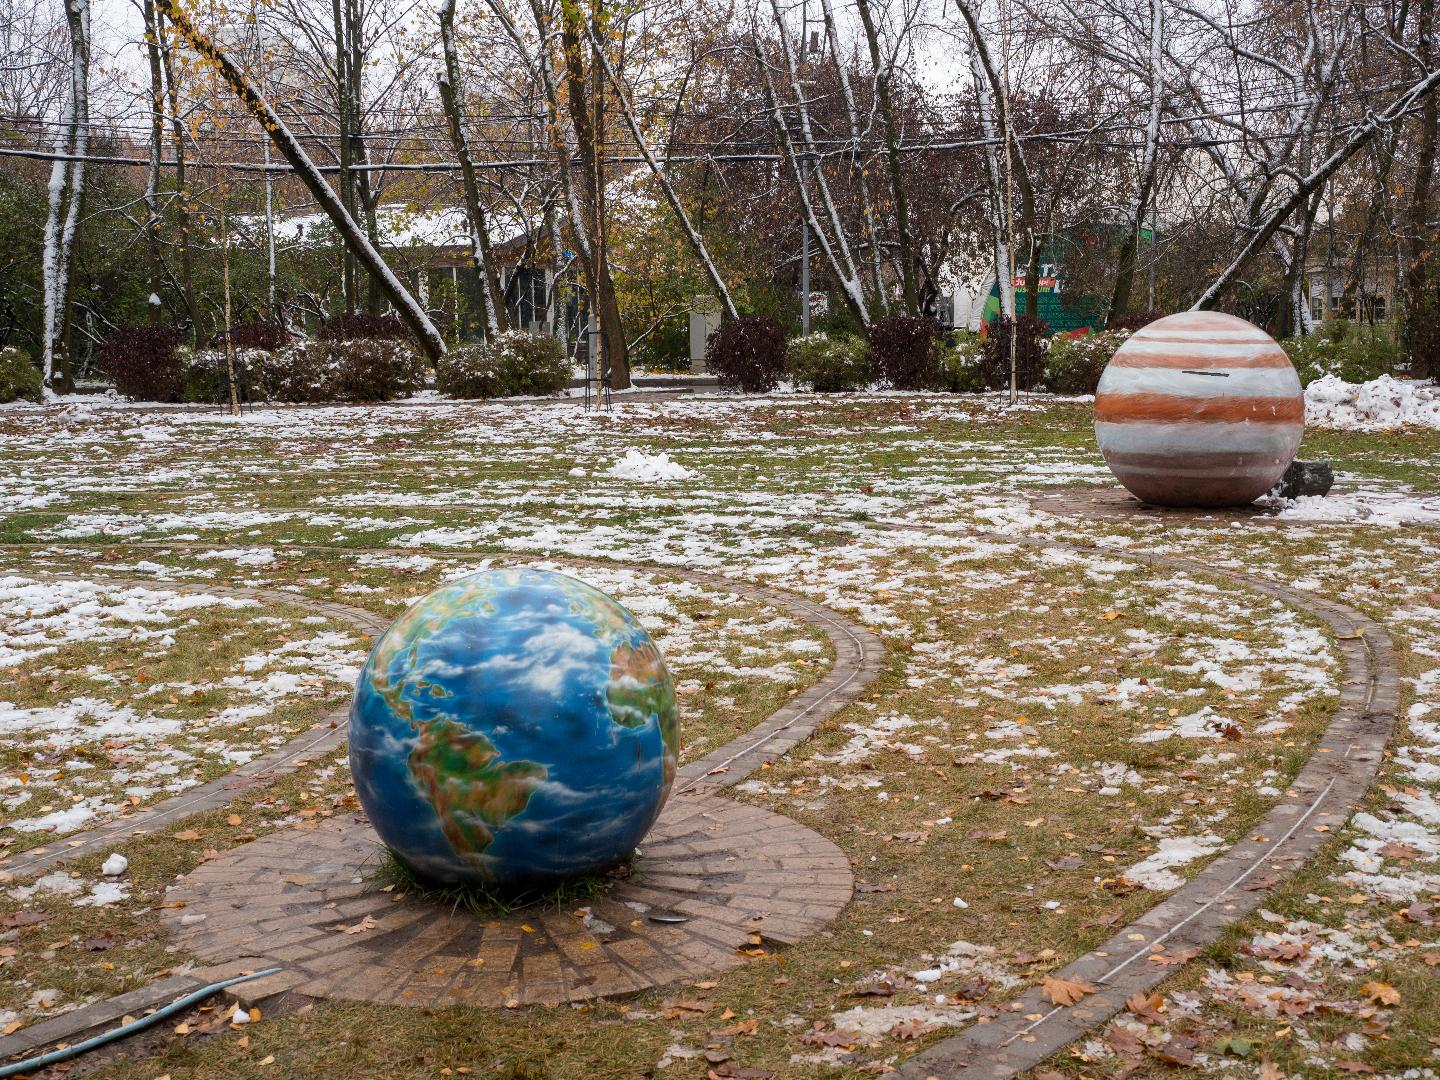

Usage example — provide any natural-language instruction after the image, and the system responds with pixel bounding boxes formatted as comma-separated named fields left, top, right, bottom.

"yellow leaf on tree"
left=1039, top=974, right=1096, bottom=1006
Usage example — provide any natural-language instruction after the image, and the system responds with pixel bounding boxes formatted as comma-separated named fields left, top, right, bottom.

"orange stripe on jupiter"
left=1107, top=348, right=1290, bottom=370
left=1095, top=392, right=1304, bottom=425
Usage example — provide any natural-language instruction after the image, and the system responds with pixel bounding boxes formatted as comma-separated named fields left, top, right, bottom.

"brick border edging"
left=894, top=531, right=1400, bottom=1080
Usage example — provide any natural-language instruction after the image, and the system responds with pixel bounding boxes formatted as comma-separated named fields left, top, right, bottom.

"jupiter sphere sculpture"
left=1093, top=311, right=1304, bottom=508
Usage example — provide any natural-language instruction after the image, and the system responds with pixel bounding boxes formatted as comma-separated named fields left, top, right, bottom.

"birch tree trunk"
left=954, top=0, right=1039, bottom=316
left=332, top=0, right=357, bottom=312
left=40, top=93, right=74, bottom=395
left=968, top=44, right=1012, bottom=319
left=559, top=0, right=629, bottom=388
left=41, top=0, right=88, bottom=395
left=1406, top=0, right=1437, bottom=379
left=437, top=0, right=505, bottom=339
left=142, top=0, right=164, bottom=327
left=157, top=0, right=445, bottom=358
left=756, top=39, right=868, bottom=327
left=348, top=0, right=382, bottom=315
left=515, top=0, right=595, bottom=285
left=770, top=0, right=869, bottom=325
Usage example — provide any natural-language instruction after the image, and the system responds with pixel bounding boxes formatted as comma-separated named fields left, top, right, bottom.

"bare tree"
left=40, top=0, right=88, bottom=395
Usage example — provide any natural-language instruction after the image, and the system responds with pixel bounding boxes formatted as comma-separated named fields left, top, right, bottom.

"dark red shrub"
left=867, top=315, right=944, bottom=390
left=318, top=312, right=410, bottom=342
left=212, top=321, right=293, bottom=351
left=99, top=326, right=183, bottom=402
left=705, top=316, right=788, bottom=393
left=980, top=314, right=1050, bottom=391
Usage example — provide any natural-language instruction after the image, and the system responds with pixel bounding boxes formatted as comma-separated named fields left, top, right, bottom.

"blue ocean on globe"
left=347, top=567, right=680, bottom=889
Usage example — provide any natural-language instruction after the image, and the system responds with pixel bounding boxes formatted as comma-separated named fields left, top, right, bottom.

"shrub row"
left=1043, top=328, right=1131, bottom=395
left=264, top=339, right=427, bottom=403
left=709, top=314, right=1082, bottom=394
left=97, top=320, right=572, bottom=404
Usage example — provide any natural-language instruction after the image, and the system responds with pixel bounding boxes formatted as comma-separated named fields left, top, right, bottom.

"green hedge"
left=1280, top=321, right=1397, bottom=387
left=436, top=331, right=570, bottom=399
left=1044, top=329, right=1131, bottom=395
left=940, top=332, right=987, bottom=392
left=784, top=333, right=870, bottom=392
left=0, top=347, right=42, bottom=403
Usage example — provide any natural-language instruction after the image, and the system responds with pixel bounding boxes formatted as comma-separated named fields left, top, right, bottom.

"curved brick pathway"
left=892, top=532, right=1400, bottom=1080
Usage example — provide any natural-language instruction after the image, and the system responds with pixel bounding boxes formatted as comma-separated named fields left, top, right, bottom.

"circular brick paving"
left=1026, top=484, right=1295, bottom=524
left=162, top=791, right=850, bottom=1008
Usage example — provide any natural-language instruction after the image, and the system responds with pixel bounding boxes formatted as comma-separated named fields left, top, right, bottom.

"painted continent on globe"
left=348, top=568, right=680, bottom=889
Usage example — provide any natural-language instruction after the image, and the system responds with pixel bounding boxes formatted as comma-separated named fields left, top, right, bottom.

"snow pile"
left=1277, top=490, right=1440, bottom=527
left=1305, top=374, right=1440, bottom=430
left=1122, top=834, right=1229, bottom=891
left=196, top=547, right=276, bottom=566
left=605, top=449, right=696, bottom=481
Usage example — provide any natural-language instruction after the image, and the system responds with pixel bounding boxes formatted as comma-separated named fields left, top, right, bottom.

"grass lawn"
left=0, top=391, right=1436, bottom=1079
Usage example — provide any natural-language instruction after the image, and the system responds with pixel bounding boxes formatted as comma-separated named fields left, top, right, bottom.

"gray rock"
left=1271, top=460, right=1334, bottom=500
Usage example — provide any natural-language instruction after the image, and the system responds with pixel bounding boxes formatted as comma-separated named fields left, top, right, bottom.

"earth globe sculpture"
left=348, top=567, right=680, bottom=890
left=1093, top=310, right=1304, bottom=508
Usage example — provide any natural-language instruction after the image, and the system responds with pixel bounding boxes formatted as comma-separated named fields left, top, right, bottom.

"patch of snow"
left=1123, top=834, right=1229, bottom=891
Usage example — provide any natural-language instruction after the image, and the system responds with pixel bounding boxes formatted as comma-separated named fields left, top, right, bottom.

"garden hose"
left=0, top=967, right=283, bottom=1078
